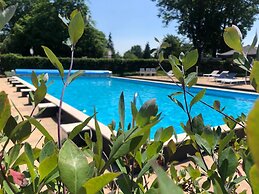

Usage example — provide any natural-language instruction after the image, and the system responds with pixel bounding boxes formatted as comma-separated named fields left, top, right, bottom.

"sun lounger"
left=145, top=68, right=151, bottom=76
left=215, top=72, right=237, bottom=83
left=139, top=68, right=146, bottom=76
left=203, top=70, right=220, bottom=77
left=213, top=71, right=229, bottom=78
left=167, top=70, right=174, bottom=76
left=149, top=68, right=157, bottom=76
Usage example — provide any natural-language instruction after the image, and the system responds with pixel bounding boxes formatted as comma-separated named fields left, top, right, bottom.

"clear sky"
left=88, top=0, right=259, bottom=55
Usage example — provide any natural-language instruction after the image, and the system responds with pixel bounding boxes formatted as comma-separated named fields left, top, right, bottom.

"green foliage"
left=152, top=0, right=259, bottom=56
left=1, top=0, right=106, bottom=58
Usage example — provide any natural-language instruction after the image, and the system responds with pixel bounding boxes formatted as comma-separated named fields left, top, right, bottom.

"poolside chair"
left=145, top=68, right=151, bottom=76
left=213, top=71, right=229, bottom=78
left=150, top=68, right=157, bottom=76
left=139, top=68, right=146, bottom=76
left=167, top=70, right=174, bottom=77
left=217, top=73, right=242, bottom=84
left=203, top=70, right=220, bottom=77
left=214, top=72, right=229, bottom=82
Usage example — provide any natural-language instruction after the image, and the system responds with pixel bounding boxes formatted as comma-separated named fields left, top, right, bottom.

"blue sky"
left=88, top=0, right=259, bottom=55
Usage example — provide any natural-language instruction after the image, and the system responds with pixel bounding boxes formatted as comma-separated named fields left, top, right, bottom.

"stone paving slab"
left=0, top=77, right=58, bottom=146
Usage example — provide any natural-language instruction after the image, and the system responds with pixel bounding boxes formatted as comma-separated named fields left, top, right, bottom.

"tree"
left=162, top=34, right=182, bottom=58
left=76, top=24, right=107, bottom=58
left=107, top=33, right=115, bottom=58
left=143, top=42, right=151, bottom=59
left=152, top=0, right=259, bottom=57
left=1, top=0, right=107, bottom=57
left=123, top=45, right=143, bottom=59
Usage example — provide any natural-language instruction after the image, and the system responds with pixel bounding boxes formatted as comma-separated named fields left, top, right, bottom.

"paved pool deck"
left=0, top=77, right=58, bottom=146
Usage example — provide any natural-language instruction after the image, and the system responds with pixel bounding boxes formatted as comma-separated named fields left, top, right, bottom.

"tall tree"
left=1, top=0, right=107, bottom=57
left=143, top=42, right=151, bottom=59
left=162, top=34, right=181, bottom=58
left=107, top=32, right=115, bottom=58
left=131, top=45, right=143, bottom=58
left=152, top=0, right=259, bottom=57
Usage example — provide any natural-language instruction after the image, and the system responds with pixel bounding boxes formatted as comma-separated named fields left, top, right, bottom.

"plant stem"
left=158, top=63, right=245, bottom=128
left=57, top=45, right=75, bottom=149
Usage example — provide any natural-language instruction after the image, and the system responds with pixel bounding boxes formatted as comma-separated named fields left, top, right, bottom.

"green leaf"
left=136, top=99, right=158, bottom=127
left=160, top=126, right=174, bottom=143
left=247, top=100, right=259, bottom=168
left=223, top=26, right=243, bottom=53
left=168, top=55, right=180, bottom=67
left=0, top=4, right=17, bottom=31
left=13, top=148, right=40, bottom=167
left=152, top=162, right=183, bottom=194
left=218, top=130, right=234, bottom=155
left=68, top=115, right=94, bottom=140
left=9, top=120, right=31, bottom=143
left=159, top=51, right=164, bottom=63
left=250, top=165, right=259, bottom=194
left=185, top=72, right=197, bottom=88
left=27, top=117, right=54, bottom=142
left=31, top=71, right=38, bottom=88
left=34, top=80, right=47, bottom=106
left=146, top=142, right=163, bottom=160
left=218, top=147, right=238, bottom=182
left=119, top=92, right=125, bottom=130
left=251, top=33, right=258, bottom=49
left=67, top=70, right=85, bottom=85
left=213, top=100, right=221, bottom=111
left=182, top=49, right=198, bottom=71
left=69, top=11, right=84, bottom=45
left=111, top=135, right=143, bottom=159
left=39, top=140, right=56, bottom=162
left=24, top=143, right=37, bottom=183
left=3, top=116, right=17, bottom=139
left=83, top=173, right=120, bottom=194
left=169, top=97, right=185, bottom=112
left=250, top=61, right=259, bottom=92
left=172, top=64, right=183, bottom=83
left=190, top=88, right=206, bottom=109
left=42, top=46, right=64, bottom=78
left=39, top=154, right=58, bottom=183
left=58, top=139, right=91, bottom=194
left=0, top=91, right=11, bottom=131
left=94, top=112, right=103, bottom=157
left=7, top=144, right=21, bottom=168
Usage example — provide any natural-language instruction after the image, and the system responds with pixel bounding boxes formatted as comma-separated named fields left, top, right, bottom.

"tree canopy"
left=152, top=0, right=259, bottom=57
left=1, top=0, right=107, bottom=57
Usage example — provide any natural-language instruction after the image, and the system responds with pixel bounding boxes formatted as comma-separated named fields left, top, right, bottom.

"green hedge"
left=0, top=53, right=246, bottom=76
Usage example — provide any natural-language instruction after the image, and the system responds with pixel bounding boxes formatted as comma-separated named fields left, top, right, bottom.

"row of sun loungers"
left=203, top=70, right=246, bottom=84
left=139, top=68, right=157, bottom=76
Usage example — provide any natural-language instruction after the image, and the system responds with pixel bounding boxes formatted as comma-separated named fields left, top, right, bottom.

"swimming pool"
left=21, top=76, right=258, bottom=138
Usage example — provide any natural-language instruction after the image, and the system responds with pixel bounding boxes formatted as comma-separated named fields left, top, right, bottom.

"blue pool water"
left=21, top=76, right=258, bottom=138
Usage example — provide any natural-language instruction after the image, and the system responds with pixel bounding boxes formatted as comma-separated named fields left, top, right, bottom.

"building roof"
left=217, top=45, right=257, bottom=58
